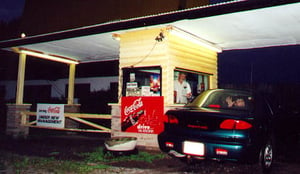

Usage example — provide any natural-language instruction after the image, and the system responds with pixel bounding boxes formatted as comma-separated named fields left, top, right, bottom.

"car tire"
left=259, top=139, right=274, bottom=173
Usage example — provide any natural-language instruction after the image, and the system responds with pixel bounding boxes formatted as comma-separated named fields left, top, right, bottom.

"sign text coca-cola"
left=47, top=106, right=60, bottom=114
left=124, top=97, right=143, bottom=116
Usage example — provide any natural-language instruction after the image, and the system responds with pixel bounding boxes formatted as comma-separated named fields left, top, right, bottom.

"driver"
left=226, top=96, right=245, bottom=108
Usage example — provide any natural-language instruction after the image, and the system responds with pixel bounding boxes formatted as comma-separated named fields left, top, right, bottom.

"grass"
left=82, top=147, right=165, bottom=163
left=0, top=147, right=166, bottom=174
left=10, top=155, right=108, bottom=174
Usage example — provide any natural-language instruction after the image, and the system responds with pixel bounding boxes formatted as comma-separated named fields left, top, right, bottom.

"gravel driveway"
left=1, top=133, right=299, bottom=174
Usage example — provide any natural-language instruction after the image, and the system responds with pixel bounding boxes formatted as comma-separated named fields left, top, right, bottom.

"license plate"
left=183, top=141, right=205, bottom=156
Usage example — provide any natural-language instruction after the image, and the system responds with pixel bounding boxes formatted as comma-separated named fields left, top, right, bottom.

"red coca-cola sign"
left=121, top=96, right=164, bottom=134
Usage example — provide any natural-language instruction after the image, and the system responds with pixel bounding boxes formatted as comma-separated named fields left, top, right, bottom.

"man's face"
left=179, top=74, right=186, bottom=81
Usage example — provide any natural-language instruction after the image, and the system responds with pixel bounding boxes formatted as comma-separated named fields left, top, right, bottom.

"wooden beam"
left=68, top=117, right=111, bottom=131
left=24, top=125, right=111, bottom=133
left=22, top=111, right=111, bottom=119
left=21, top=111, right=112, bottom=133
left=67, top=63, right=76, bottom=104
left=64, top=113, right=111, bottom=119
left=28, top=120, right=37, bottom=125
left=16, top=53, right=26, bottom=104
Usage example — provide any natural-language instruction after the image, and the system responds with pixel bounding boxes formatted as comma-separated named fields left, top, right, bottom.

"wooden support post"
left=67, top=63, right=76, bottom=105
left=16, top=53, right=26, bottom=104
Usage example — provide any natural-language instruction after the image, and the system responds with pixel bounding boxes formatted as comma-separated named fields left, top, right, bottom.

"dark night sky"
left=0, top=0, right=25, bottom=22
left=1, top=0, right=300, bottom=85
left=218, top=45, right=300, bottom=84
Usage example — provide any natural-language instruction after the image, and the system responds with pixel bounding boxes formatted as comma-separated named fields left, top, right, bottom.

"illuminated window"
left=174, top=68, right=210, bottom=104
left=122, top=67, right=161, bottom=97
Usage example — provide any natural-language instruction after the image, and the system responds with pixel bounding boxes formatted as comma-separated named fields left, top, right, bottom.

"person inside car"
left=226, top=96, right=246, bottom=108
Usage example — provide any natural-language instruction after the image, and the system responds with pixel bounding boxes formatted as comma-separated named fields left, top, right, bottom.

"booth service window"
left=122, top=67, right=161, bottom=96
left=174, top=69, right=210, bottom=104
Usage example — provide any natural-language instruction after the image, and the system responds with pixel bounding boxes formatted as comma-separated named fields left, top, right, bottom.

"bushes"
left=79, top=90, right=118, bottom=114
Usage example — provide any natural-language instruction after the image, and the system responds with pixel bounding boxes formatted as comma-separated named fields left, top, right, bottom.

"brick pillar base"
left=109, top=103, right=121, bottom=137
left=6, top=104, right=32, bottom=139
left=64, top=104, right=80, bottom=129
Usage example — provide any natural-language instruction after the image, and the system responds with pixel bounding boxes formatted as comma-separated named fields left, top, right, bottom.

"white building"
left=0, top=76, right=118, bottom=101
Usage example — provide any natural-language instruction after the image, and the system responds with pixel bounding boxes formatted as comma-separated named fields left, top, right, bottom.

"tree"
left=0, top=17, right=22, bottom=41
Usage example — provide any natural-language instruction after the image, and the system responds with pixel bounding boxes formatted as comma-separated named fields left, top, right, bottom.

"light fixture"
left=19, top=48, right=79, bottom=64
left=155, top=31, right=165, bottom=42
left=20, top=33, right=26, bottom=38
left=167, top=25, right=222, bottom=53
left=112, top=33, right=120, bottom=41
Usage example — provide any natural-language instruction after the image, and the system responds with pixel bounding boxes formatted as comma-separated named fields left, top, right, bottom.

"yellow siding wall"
left=167, top=34, right=218, bottom=89
left=119, top=27, right=218, bottom=105
left=118, top=28, right=169, bottom=101
left=119, top=28, right=168, bottom=67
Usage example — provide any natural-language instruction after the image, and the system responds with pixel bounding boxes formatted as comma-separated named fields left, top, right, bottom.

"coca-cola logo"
left=124, top=98, right=143, bottom=116
left=48, top=106, right=60, bottom=114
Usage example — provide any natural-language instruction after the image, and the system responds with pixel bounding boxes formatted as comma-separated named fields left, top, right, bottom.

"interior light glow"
left=19, top=49, right=79, bottom=64
left=167, top=25, right=222, bottom=53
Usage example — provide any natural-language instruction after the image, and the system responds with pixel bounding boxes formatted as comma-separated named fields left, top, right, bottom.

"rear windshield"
left=190, top=90, right=253, bottom=111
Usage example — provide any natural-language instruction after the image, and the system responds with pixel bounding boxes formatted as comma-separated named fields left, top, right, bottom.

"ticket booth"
left=110, top=26, right=220, bottom=149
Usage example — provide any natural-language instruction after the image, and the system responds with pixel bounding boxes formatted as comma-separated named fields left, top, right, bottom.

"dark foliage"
left=79, top=90, right=118, bottom=114
left=0, top=18, right=22, bottom=41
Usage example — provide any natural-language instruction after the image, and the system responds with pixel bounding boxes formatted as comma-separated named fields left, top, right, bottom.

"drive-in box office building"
left=1, top=0, right=300, bottom=148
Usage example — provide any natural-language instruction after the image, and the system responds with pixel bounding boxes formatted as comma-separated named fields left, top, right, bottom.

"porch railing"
left=20, top=111, right=111, bottom=133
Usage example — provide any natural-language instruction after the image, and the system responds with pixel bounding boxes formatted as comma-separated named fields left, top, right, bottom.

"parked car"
left=158, top=89, right=277, bottom=173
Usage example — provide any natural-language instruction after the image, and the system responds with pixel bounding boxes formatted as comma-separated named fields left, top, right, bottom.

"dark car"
left=158, top=89, right=275, bottom=173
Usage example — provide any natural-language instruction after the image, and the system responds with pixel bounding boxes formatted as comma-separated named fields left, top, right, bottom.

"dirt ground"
left=0, top=131, right=300, bottom=174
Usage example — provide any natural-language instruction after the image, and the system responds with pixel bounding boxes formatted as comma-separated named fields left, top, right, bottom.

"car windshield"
left=188, top=89, right=253, bottom=111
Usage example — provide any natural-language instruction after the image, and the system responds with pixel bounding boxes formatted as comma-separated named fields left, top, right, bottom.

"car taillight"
left=165, top=142, right=174, bottom=148
left=208, top=104, right=221, bottom=108
left=165, top=115, right=179, bottom=124
left=215, top=148, right=228, bottom=156
left=220, top=119, right=252, bottom=130
left=187, top=124, right=208, bottom=130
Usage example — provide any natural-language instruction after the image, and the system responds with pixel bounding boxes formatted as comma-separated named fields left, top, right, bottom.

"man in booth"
left=174, top=72, right=192, bottom=104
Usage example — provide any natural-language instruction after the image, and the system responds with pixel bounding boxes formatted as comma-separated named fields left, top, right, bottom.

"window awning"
left=0, top=0, right=300, bottom=63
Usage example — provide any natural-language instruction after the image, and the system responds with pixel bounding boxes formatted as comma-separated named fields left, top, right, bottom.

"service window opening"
left=122, top=67, right=162, bottom=97
left=174, top=69, right=210, bottom=104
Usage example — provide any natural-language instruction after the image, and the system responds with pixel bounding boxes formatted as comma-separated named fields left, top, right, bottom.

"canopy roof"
left=1, top=0, right=300, bottom=63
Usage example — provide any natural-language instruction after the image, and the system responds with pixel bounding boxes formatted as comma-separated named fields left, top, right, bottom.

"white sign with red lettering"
left=37, top=104, right=65, bottom=128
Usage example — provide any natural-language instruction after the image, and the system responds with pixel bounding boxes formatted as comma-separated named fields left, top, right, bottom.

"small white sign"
left=126, top=82, right=138, bottom=89
left=37, top=104, right=65, bottom=128
left=141, top=86, right=151, bottom=96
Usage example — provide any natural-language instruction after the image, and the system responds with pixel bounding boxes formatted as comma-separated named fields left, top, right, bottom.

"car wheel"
left=259, top=140, right=274, bottom=173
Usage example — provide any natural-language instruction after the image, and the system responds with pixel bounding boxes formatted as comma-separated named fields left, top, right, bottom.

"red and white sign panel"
left=121, top=97, right=164, bottom=134
left=37, top=104, right=65, bottom=128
